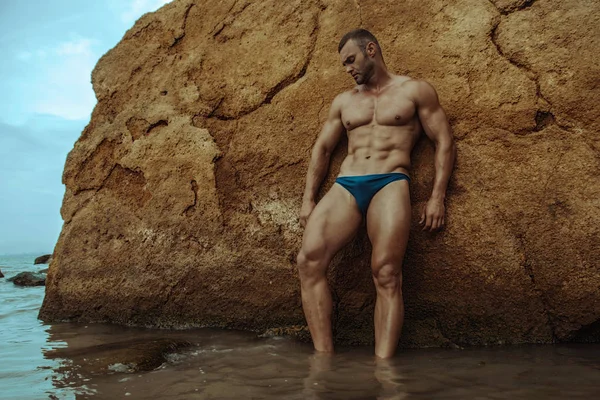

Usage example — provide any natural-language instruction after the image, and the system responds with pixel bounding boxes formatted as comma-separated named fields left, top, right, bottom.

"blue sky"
left=0, top=0, right=172, bottom=255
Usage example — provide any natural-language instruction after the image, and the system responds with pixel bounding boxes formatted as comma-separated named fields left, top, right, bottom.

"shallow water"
left=1, top=254, right=600, bottom=399
left=0, top=254, right=68, bottom=399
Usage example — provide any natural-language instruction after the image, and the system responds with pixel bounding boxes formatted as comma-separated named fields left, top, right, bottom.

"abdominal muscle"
left=338, top=123, right=419, bottom=177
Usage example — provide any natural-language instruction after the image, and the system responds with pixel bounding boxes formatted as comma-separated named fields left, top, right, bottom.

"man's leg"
left=297, top=184, right=362, bottom=352
left=366, top=179, right=411, bottom=358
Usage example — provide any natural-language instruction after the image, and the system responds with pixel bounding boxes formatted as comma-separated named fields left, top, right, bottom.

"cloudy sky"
left=0, top=0, right=172, bottom=255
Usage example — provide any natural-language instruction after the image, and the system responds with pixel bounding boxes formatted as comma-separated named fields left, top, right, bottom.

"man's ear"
left=366, top=42, right=377, bottom=57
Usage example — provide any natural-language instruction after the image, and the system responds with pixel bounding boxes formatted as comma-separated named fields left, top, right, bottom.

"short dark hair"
left=338, top=29, right=381, bottom=54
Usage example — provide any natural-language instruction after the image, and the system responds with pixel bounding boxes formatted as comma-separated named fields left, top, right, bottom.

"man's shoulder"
left=330, top=89, right=355, bottom=109
left=335, top=89, right=356, bottom=100
left=399, top=77, right=435, bottom=93
left=399, top=78, right=439, bottom=105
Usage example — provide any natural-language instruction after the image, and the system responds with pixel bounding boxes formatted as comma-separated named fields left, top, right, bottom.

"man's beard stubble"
left=355, top=60, right=375, bottom=85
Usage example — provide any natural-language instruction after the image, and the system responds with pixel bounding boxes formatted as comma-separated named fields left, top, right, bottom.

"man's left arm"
left=413, top=80, right=456, bottom=231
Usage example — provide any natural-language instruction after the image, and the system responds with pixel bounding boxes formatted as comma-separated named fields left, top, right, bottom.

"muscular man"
left=297, top=29, right=455, bottom=358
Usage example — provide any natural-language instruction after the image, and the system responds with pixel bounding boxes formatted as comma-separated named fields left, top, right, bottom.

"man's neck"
left=364, top=64, right=393, bottom=92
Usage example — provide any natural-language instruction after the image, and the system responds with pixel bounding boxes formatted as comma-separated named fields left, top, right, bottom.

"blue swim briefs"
left=335, top=172, right=410, bottom=215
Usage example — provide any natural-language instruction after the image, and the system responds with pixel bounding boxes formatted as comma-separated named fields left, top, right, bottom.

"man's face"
left=339, top=39, right=375, bottom=85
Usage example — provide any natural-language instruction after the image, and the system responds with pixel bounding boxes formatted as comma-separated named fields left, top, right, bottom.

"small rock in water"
left=39, top=268, right=49, bottom=274
left=8, top=272, right=46, bottom=286
left=45, top=338, right=193, bottom=375
left=108, top=363, right=136, bottom=373
left=34, top=254, right=52, bottom=264
left=0, top=269, right=4, bottom=278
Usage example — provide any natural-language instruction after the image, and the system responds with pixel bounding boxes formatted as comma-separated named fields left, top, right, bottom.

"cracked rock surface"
left=40, top=0, right=599, bottom=347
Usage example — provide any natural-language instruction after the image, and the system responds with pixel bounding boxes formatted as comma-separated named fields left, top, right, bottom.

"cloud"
left=16, top=51, right=32, bottom=61
left=56, top=38, right=93, bottom=56
left=5, top=37, right=98, bottom=123
left=29, top=37, right=98, bottom=121
left=120, top=0, right=173, bottom=24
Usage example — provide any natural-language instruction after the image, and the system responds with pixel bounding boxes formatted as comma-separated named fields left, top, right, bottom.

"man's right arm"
left=300, top=94, right=346, bottom=227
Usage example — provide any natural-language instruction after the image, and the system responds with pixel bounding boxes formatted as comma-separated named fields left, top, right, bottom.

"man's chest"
left=340, top=90, right=417, bottom=131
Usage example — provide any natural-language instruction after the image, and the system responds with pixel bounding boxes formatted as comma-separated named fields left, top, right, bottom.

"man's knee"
left=372, top=255, right=403, bottom=291
left=297, top=243, right=328, bottom=282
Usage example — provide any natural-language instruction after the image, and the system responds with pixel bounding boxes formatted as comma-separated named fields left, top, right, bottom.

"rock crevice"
left=170, top=2, right=195, bottom=47
left=488, top=9, right=550, bottom=134
left=209, top=12, right=321, bottom=120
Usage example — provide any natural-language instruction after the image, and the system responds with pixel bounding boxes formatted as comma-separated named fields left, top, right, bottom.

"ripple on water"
left=2, top=254, right=600, bottom=399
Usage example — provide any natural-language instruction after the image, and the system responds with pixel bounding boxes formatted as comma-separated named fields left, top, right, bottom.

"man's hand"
left=419, top=198, right=445, bottom=232
left=300, top=199, right=316, bottom=228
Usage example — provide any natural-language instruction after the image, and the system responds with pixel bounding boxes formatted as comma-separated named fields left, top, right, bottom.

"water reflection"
left=302, top=352, right=410, bottom=399
left=40, top=323, right=600, bottom=400
left=303, top=352, right=377, bottom=399
left=3, top=254, right=598, bottom=399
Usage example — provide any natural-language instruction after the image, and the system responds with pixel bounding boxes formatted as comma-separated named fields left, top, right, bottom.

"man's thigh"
left=366, top=180, right=411, bottom=264
left=301, top=184, right=363, bottom=259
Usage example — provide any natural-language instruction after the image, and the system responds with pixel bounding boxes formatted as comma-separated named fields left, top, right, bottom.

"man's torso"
left=337, top=75, right=422, bottom=177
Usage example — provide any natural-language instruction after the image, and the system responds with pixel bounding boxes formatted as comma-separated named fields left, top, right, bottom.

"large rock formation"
left=40, top=0, right=600, bottom=347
